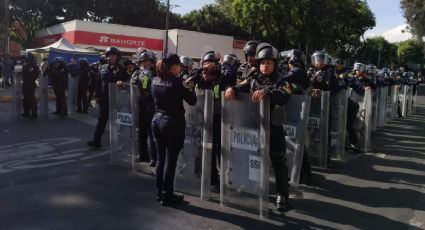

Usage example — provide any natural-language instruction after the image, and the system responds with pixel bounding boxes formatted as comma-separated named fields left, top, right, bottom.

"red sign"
left=233, top=40, right=247, bottom=49
left=34, top=30, right=164, bottom=51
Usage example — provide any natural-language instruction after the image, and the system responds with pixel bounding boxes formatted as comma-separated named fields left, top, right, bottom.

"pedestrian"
left=151, top=54, right=197, bottom=205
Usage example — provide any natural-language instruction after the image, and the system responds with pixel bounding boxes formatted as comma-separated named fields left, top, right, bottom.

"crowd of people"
left=17, top=41, right=421, bottom=213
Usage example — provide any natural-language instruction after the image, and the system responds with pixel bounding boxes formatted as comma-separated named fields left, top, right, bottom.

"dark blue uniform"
left=132, top=67, right=157, bottom=163
left=234, top=70, right=291, bottom=198
left=49, top=61, right=68, bottom=115
left=92, top=63, right=127, bottom=145
left=151, top=76, right=197, bottom=197
left=282, top=67, right=310, bottom=95
left=22, top=62, right=40, bottom=118
left=77, top=62, right=90, bottom=113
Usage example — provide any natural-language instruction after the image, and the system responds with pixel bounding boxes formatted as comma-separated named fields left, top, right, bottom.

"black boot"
left=161, top=193, right=184, bottom=206
left=276, top=195, right=293, bottom=212
left=87, top=141, right=101, bottom=149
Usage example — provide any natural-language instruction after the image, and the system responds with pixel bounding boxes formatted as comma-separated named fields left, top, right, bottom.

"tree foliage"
left=355, top=37, right=398, bottom=68
left=398, top=39, right=424, bottom=66
left=401, top=0, right=425, bottom=39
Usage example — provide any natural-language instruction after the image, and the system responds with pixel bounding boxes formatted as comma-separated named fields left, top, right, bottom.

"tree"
left=398, top=39, right=424, bottom=67
left=355, top=37, right=398, bottom=68
left=401, top=0, right=425, bottom=40
left=181, top=4, right=249, bottom=39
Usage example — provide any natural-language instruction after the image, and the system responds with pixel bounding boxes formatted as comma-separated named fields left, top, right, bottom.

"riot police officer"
left=186, top=50, right=231, bottom=191
left=22, top=52, right=40, bottom=119
left=50, top=57, right=68, bottom=116
left=151, top=54, right=197, bottom=205
left=221, top=54, right=239, bottom=86
left=131, top=49, right=157, bottom=166
left=76, top=58, right=90, bottom=113
left=280, top=49, right=310, bottom=94
left=238, top=41, right=259, bottom=83
left=179, top=56, right=194, bottom=80
left=309, top=51, right=338, bottom=93
left=225, top=43, right=293, bottom=212
left=87, top=47, right=128, bottom=149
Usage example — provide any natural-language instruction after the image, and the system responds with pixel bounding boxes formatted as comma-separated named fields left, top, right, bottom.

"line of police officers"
left=20, top=42, right=420, bottom=213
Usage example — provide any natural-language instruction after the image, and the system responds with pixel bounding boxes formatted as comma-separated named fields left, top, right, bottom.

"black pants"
left=347, top=98, right=359, bottom=145
left=139, top=109, right=156, bottom=161
left=211, top=113, right=221, bottom=186
left=270, top=124, right=289, bottom=197
left=93, top=99, right=109, bottom=144
left=53, top=84, right=67, bottom=115
left=22, top=85, right=37, bottom=116
left=77, top=85, right=89, bottom=112
left=152, top=113, right=185, bottom=194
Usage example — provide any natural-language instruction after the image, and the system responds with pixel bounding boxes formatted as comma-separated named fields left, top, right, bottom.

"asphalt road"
left=0, top=85, right=424, bottom=230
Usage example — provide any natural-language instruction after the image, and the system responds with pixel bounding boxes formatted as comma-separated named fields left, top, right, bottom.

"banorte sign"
left=35, top=31, right=164, bottom=51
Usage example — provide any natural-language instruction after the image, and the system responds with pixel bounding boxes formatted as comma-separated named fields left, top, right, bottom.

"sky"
left=170, top=0, right=406, bottom=36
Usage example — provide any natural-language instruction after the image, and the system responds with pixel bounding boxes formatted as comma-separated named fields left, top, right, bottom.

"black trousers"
left=152, top=113, right=185, bottom=194
left=93, top=99, right=109, bottom=144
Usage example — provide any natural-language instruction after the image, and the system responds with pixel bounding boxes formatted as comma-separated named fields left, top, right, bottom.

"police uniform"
left=132, top=66, right=157, bottom=164
left=88, top=51, right=128, bottom=148
left=76, top=60, right=90, bottom=113
left=233, top=43, right=292, bottom=211
left=49, top=59, right=68, bottom=116
left=151, top=54, right=197, bottom=205
left=22, top=55, right=40, bottom=118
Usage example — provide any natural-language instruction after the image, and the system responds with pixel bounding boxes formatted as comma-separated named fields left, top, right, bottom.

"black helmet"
left=123, top=59, right=135, bottom=67
left=26, top=52, right=35, bottom=62
left=54, top=57, right=65, bottom=63
left=243, top=41, right=259, bottom=56
left=366, top=64, right=377, bottom=75
left=79, top=58, right=88, bottom=65
left=105, top=47, right=121, bottom=57
left=311, top=51, right=328, bottom=66
left=223, top=54, right=239, bottom=66
left=335, top=59, right=344, bottom=65
left=255, top=43, right=279, bottom=62
left=139, top=49, right=155, bottom=62
left=99, top=55, right=107, bottom=65
left=281, top=49, right=305, bottom=67
left=180, top=56, right=193, bottom=68
left=202, top=51, right=219, bottom=64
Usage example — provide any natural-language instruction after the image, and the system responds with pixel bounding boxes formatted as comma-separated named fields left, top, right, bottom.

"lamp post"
left=161, top=0, right=180, bottom=57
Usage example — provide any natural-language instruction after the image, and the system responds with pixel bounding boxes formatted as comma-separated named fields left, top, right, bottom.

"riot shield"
left=175, top=89, right=213, bottom=200
left=399, top=85, right=408, bottom=117
left=377, top=87, right=388, bottom=127
left=329, top=90, right=349, bottom=161
left=412, top=89, right=417, bottom=114
left=109, top=83, right=139, bottom=168
left=67, top=74, right=78, bottom=114
left=12, top=65, right=23, bottom=119
left=284, top=94, right=311, bottom=187
left=306, top=91, right=330, bottom=168
left=406, top=85, right=413, bottom=116
left=38, top=74, right=49, bottom=118
left=221, top=92, right=270, bottom=217
left=350, top=88, right=372, bottom=152
left=389, top=85, right=399, bottom=120
left=372, top=89, right=379, bottom=132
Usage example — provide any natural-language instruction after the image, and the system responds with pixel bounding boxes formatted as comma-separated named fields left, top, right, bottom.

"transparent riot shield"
left=306, top=91, right=330, bottom=168
left=175, top=90, right=213, bottom=200
left=386, top=86, right=393, bottom=122
left=109, top=83, right=139, bottom=168
left=12, top=65, right=23, bottom=119
left=38, top=74, right=49, bottom=118
left=399, top=85, right=408, bottom=117
left=412, top=88, right=417, bottom=114
left=67, top=74, right=79, bottom=114
left=406, top=85, right=413, bottom=116
left=329, top=90, right=349, bottom=161
left=221, top=92, right=270, bottom=217
left=372, top=89, right=379, bottom=132
left=377, top=87, right=388, bottom=127
left=284, top=94, right=311, bottom=187
left=390, top=85, right=399, bottom=119
left=350, top=88, right=372, bottom=152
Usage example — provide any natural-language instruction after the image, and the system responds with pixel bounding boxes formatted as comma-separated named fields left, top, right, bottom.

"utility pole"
left=164, top=0, right=170, bottom=57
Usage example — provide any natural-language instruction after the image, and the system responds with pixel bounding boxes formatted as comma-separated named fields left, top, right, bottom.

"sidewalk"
left=0, top=86, right=423, bottom=229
